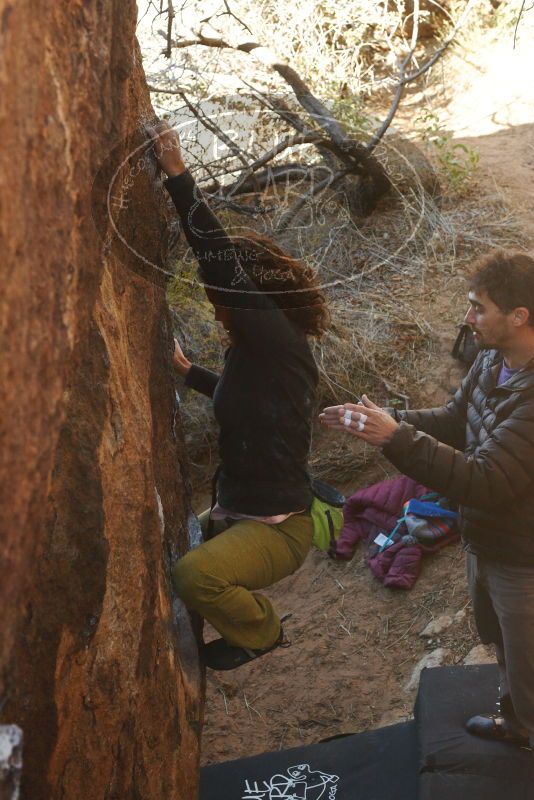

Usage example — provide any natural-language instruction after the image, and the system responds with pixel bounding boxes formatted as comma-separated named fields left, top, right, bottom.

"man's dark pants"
left=467, top=551, right=534, bottom=744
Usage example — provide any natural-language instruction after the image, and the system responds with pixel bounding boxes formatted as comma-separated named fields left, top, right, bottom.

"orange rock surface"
left=0, top=2, right=202, bottom=797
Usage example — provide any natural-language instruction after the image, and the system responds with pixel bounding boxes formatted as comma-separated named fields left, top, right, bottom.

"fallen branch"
left=202, top=162, right=332, bottom=197
left=275, top=169, right=350, bottom=233
left=153, top=0, right=482, bottom=226
left=168, top=24, right=391, bottom=203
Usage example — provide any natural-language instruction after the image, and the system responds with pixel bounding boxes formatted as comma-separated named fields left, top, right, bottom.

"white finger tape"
left=359, top=413, right=368, bottom=424
left=356, top=420, right=365, bottom=432
left=343, top=410, right=352, bottom=427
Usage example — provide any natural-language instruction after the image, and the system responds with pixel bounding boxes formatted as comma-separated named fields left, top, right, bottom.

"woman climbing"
left=148, top=120, right=329, bottom=670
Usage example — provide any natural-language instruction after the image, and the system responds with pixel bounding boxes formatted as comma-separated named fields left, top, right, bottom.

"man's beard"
left=474, top=334, right=497, bottom=350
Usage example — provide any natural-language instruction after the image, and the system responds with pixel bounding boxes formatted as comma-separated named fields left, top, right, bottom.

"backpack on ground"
left=452, top=323, right=477, bottom=368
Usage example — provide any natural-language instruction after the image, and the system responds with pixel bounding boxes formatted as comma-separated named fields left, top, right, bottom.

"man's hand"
left=146, top=120, right=186, bottom=178
left=173, top=338, right=192, bottom=377
left=319, top=394, right=399, bottom=447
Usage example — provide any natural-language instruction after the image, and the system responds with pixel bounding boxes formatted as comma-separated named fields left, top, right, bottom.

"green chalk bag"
left=309, top=478, right=345, bottom=552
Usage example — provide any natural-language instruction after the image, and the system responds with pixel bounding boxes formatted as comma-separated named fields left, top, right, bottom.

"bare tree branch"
left=158, top=1, right=474, bottom=216
left=208, top=195, right=266, bottom=217
left=148, top=83, right=334, bottom=198
left=148, top=83, right=188, bottom=94
left=216, top=0, right=253, bottom=35
left=164, top=1, right=175, bottom=59
left=513, top=0, right=528, bottom=48
left=240, top=84, right=342, bottom=173
left=276, top=169, right=350, bottom=233
left=367, top=0, right=421, bottom=152
left=403, top=0, right=482, bottom=83
left=225, top=132, right=336, bottom=198
left=240, top=83, right=310, bottom=135
left=168, top=25, right=390, bottom=195
left=178, top=91, right=261, bottom=193
left=203, top=162, right=332, bottom=196
left=368, top=0, right=481, bottom=152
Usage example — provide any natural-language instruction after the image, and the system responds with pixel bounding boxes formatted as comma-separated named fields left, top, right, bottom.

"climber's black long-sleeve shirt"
left=165, top=171, right=318, bottom=515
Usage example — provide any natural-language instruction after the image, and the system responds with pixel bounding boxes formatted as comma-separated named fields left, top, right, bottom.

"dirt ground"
left=195, top=18, right=534, bottom=767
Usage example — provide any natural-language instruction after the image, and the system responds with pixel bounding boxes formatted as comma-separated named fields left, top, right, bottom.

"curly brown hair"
left=470, top=250, right=534, bottom=327
left=230, top=233, right=330, bottom=337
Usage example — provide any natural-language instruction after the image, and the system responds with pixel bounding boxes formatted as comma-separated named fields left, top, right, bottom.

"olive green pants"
left=172, top=510, right=313, bottom=649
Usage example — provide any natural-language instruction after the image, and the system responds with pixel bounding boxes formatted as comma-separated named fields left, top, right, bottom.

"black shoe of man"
left=465, top=713, right=531, bottom=747
left=201, top=629, right=289, bottom=671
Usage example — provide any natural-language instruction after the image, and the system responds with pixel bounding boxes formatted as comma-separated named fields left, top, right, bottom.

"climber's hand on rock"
left=146, top=121, right=186, bottom=178
left=173, top=338, right=192, bottom=377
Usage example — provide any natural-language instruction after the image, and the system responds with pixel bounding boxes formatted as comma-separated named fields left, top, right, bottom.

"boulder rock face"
left=0, top=2, right=202, bottom=798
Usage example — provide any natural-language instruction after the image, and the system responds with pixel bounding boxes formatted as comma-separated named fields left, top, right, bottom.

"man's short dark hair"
left=470, top=250, right=534, bottom=327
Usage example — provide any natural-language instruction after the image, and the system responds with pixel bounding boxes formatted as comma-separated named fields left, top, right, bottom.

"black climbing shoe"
left=201, top=629, right=289, bottom=671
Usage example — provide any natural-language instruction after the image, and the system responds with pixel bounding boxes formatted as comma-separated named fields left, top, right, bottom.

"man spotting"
left=321, top=250, right=534, bottom=747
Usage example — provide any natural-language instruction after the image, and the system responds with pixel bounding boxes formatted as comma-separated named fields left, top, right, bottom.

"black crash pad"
left=415, top=664, right=534, bottom=799
left=201, top=665, right=534, bottom=800
left=200, top=721, right=418, bottom=800
left=419, top=772, right=533, bottom=800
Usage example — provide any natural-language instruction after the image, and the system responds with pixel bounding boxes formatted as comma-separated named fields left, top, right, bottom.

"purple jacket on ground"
left=334, top=476, right=458, bottom=589
left=367, top=538, right=423, bottom=589
left=335, top=476, right=428, bottom=560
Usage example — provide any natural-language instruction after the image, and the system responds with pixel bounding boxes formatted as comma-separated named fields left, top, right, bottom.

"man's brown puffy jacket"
left=383, top=349, right=534, bottom=565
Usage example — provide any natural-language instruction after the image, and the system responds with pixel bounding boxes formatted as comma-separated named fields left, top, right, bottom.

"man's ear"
left=512, top=307, right=530, bottom=327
